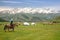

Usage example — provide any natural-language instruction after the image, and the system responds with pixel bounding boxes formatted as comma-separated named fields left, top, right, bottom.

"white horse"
left=31, top=22, right=35, bottom=25
left=23, top=22, right=30, bottom=26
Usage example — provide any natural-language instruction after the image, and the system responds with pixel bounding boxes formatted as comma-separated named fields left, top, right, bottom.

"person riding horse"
left=10, top=18, right=13, bottom=26
left=4, top=18, right=18, bottom=32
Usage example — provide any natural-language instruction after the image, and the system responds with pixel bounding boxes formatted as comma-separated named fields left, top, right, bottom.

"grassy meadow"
left=0, top=22, right=60, bottom=40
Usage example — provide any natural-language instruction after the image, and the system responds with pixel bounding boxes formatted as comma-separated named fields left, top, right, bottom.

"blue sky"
left=0, top=0, right=60, bottom=8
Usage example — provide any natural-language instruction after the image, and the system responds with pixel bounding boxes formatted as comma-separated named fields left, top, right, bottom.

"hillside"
left=0, top=18, right=7, bottom=22
left=0, top=7, right=60, bottom=22
left=0, top=13, right=60, bottom=22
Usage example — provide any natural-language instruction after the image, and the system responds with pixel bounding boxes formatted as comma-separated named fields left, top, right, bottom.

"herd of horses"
left=3, top=22, right=35, bottom=32
left=2, top=22, right=57, bottom=32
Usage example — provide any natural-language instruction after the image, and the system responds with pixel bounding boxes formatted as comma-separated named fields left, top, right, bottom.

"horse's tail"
left=4, top=25, right=7, bottom=30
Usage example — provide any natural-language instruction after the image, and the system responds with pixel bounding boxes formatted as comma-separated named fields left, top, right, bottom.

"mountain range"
left=0, top=7, right=60, bottom=22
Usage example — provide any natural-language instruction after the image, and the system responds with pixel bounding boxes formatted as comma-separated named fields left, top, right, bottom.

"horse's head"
left=13, top=23, right=18, bottom=27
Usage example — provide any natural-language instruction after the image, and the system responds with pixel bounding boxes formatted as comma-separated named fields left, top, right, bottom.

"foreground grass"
left=0, top=22, right=60, bottom=40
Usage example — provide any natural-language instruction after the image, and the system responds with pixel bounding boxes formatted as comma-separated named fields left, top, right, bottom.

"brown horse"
left=4, top=24, right=18, bottom=32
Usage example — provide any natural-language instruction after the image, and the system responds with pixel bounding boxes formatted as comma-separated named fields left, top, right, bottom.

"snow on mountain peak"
left=0, top=7, right=59, bottom=14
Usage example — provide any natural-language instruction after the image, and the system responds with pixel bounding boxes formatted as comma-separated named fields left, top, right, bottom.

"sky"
left=0, top=0, right=60, bottom=9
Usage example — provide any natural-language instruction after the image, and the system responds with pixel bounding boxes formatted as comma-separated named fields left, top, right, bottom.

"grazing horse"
left=4, top=24, right=18, bottom=32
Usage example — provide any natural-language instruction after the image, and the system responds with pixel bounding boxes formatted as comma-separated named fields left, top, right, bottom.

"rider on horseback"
left=10, top=18, right=13, bottom=26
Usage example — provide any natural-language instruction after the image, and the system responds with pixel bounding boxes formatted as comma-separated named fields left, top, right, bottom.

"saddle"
left=10, top=24, right=13, bottom=27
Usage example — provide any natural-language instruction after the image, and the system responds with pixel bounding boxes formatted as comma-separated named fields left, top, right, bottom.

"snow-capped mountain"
left=0, top=7, right=60, bottom=22
left=0, top=7, right=60, bottom=14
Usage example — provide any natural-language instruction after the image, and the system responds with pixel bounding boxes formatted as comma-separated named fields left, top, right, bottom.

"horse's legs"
left=4, top=26, right=6, bottom=32
left=8, top=28, right=9, bottom=32
left=12, top=28, right=14, bottom=31
left=4, top=28, right=7, bottom=32
left=4, top=29, right=6, bottom=32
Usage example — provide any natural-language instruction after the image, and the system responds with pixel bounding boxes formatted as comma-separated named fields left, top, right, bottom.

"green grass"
left=0, top=22, right=60, bottom=40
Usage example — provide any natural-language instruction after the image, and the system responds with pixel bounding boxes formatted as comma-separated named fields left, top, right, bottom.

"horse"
left=4, top=24, right=18, bottom=32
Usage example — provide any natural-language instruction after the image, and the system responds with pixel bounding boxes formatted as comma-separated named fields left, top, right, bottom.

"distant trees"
left=0, top=18, right=7, bottom=22
left=52, top=16, right=60, bottom=23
